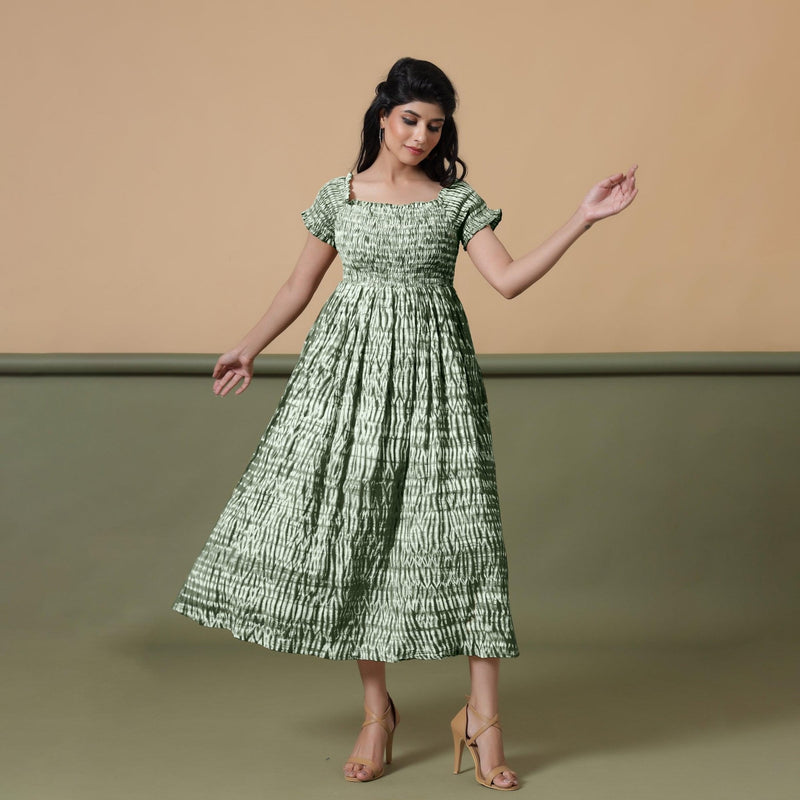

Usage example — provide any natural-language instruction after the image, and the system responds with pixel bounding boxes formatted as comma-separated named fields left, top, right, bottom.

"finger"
left=224, top=373, right=245, bottom=397
left=218, top=371, right=241, bottom=397
left=234, top=374, right=251, bottom=395
left=621, top=187, right=639, bottom=208
left=622, top=170, right=635, bottom=191
left=212, top=360, right=231, bottom=378
left=212, top=368, right=231, bottom=391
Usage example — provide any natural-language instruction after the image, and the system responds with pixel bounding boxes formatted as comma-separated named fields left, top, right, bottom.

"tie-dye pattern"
left=172, top=172, right=519, bottom=661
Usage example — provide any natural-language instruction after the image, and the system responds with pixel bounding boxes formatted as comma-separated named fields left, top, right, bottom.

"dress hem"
left=172, top=603, right=521, bottom=663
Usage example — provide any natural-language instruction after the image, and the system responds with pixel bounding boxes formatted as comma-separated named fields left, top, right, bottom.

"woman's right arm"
left=212, top=232, right=338, bottom=396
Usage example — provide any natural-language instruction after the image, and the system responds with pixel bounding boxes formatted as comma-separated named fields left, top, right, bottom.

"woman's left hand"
left=580, top=164, right=638, bottom=224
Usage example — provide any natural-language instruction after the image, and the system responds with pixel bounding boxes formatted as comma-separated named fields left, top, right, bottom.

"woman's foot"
left=343, top=693, right=396, bottom=781
left=466, top=703, right=518, bottom=789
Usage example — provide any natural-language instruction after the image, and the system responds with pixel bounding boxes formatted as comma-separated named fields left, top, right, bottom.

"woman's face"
left=379, top=101, right=445, bottom=164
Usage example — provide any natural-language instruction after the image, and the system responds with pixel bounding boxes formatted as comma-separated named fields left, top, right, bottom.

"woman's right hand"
left=212, top=348, right=254, bottom=396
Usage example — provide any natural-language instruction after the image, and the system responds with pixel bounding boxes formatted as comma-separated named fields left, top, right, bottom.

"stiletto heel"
left=449, top=694, right=520, bottom=791
left=385, top=718, right=394, bottom=764
left=451, top=717, right=465, bottom=773
left=343, top=693, right=399, bottom=782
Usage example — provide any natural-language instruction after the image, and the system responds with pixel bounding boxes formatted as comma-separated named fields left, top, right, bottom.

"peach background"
left=2, top=0, right=797, bottom=353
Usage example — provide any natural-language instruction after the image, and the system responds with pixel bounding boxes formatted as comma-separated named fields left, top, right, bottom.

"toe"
left=494, top=770, right=517, bottom=788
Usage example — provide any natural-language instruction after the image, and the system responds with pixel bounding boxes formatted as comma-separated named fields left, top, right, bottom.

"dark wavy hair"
left=352, top=57, right=467, bottom=187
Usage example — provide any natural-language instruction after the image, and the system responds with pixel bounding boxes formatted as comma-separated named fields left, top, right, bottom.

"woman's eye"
left=402, top=118, right=442, bottom=133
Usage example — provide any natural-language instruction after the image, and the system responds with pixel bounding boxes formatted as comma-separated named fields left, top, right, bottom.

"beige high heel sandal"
left=343, top=693, right=399, bottom=782
left=450, top=694, right=519, bottom=790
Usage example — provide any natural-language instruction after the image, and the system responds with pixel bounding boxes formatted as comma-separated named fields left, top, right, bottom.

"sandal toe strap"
left=486, top=764, right=515, bottom=784
left=346, top=755, right=381, bottom=773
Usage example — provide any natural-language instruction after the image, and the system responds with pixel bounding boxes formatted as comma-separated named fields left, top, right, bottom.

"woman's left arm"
left=467, top=164, right=638, bottom=300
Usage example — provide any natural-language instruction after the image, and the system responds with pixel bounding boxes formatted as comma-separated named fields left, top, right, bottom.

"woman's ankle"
left=468, top=696, right=498, bottom=719
left=364, top=688, right=390, bottom=712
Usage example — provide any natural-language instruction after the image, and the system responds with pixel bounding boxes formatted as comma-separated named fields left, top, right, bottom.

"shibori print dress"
left=172, top=171, right=519, bottom=662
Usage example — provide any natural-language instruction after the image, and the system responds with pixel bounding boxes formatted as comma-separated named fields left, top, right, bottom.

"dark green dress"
left=172, top=171, right=520, bottom=661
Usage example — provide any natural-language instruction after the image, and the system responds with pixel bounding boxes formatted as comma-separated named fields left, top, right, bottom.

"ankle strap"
left=465, top=698, right=503, bottom=745
left=361, top=697, right=394, bottom=734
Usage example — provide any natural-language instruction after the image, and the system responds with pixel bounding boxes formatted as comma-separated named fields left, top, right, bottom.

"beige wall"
left=2, top=0, right=797, bottom=353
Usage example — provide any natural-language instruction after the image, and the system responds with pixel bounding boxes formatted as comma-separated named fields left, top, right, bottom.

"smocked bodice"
left=301, top=172, right=503, bottom=287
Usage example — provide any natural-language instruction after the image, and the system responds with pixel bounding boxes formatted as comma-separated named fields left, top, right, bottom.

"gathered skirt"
left=172, top=277, right=519, bottom=661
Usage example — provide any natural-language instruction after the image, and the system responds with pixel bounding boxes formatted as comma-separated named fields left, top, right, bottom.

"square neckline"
left=345, top=171, right=447, bottom=207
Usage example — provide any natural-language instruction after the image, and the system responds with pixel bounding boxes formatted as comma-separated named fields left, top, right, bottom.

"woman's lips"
left=405, top=145, right=424, bottom=155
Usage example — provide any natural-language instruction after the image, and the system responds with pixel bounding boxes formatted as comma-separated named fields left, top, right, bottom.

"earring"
left=378, top=127, right=384, bottom=145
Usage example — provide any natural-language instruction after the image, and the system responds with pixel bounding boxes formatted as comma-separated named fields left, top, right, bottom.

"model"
left=172, top=56, right=638, bottom=791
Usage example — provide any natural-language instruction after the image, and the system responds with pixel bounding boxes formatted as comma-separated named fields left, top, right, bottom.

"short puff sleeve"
left=300, top=178, right=342, bottom=248
left=457, top=186, right=502, bottom=251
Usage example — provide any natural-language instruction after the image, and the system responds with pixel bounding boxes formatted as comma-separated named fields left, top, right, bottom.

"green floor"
left=3, top=630, right=798, bottom=799
left=2, top=361, right=799, bottom=797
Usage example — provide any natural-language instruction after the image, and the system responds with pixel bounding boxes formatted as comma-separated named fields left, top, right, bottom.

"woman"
left=172, top=56, right=637, bottom=791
